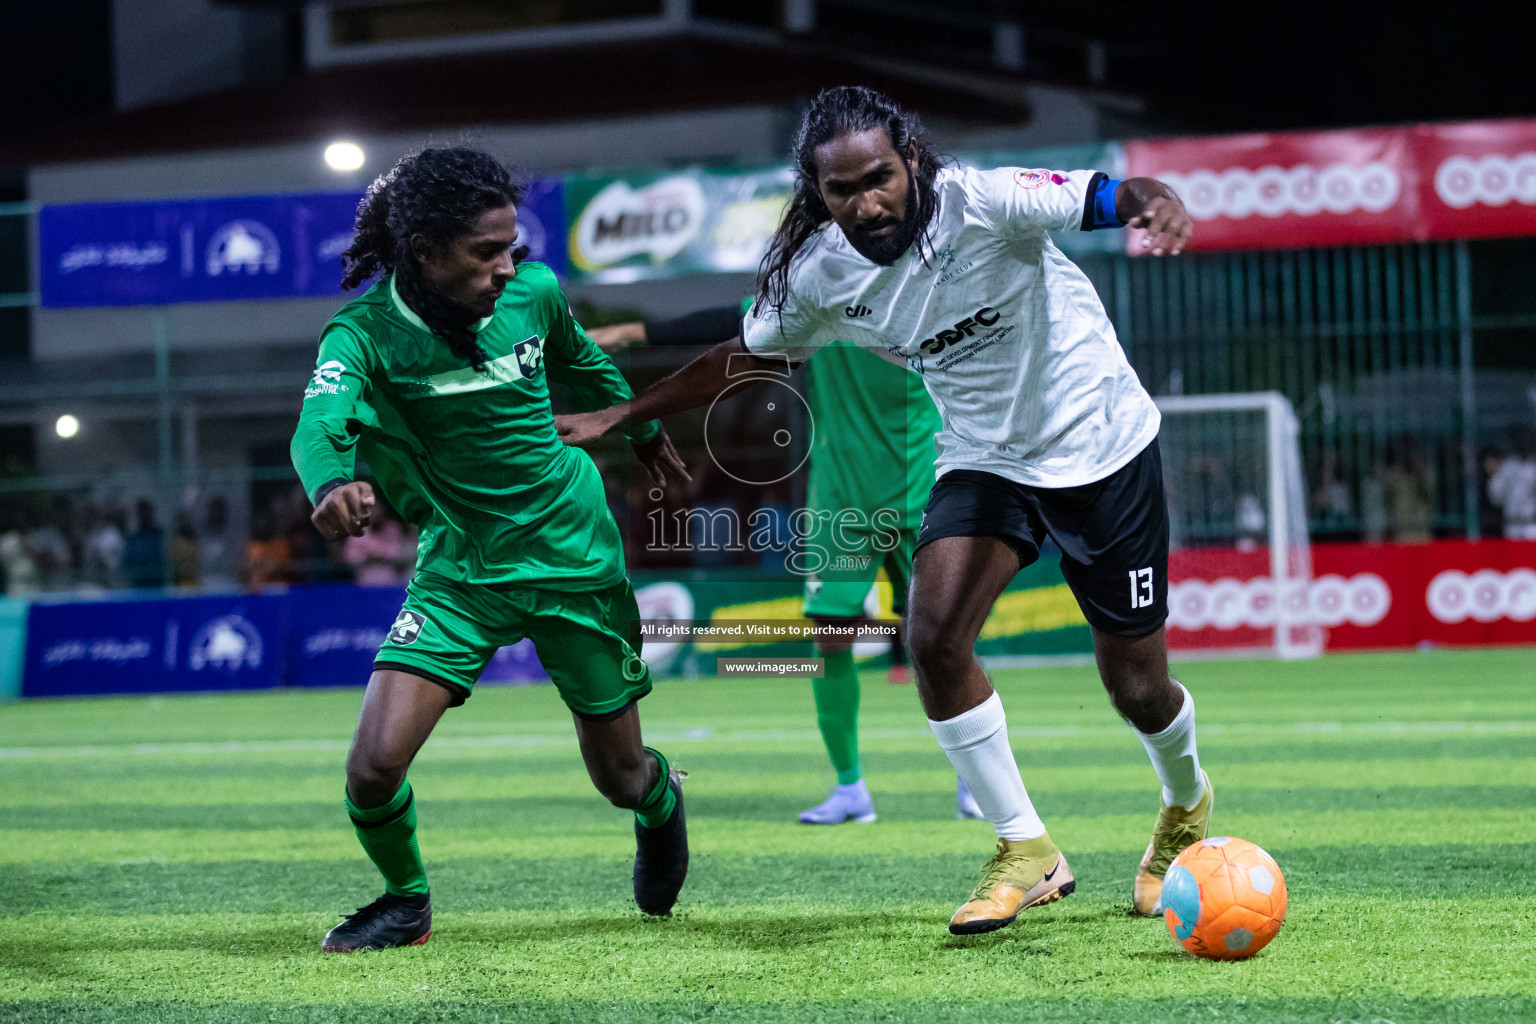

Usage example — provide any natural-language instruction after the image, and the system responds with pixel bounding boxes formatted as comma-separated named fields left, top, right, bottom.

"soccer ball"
left=1161, top=836, right=1286, bottom=960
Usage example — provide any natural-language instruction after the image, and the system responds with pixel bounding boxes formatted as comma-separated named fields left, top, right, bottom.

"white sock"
left=835, top=780, right=867, bottom=796
left=1134, top=680, right=1206, bottom=809
left=928, top=692, right=1046, bottom=841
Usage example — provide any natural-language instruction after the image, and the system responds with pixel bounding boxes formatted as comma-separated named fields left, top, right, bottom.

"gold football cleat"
left=948, top=834, right=1076, bottom=935
left=1132, top=770, right=1214, bottom=917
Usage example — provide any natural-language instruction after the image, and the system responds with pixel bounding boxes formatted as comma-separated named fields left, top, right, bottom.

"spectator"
left=343, top=504, right=417, bottom=587
left=198, top=495, right=240, bottom=587
left=1380, top=435, right=1435, bottom=544
left=28, top=498, right=75, bottom=591
left=1487, top=427, right=1536, bottom=540
left=123, top=499, right=166, bottom=589
left=81, top=505, right=127, bottom=588
left=0, top=507, right=39, bottom=596
left=171, top=510, right=201, bottom=588
left=281, top=483, right=339, bottom=582
left=1312, top=453, right=1354, bottom=526
left=243, top=510, right=290, bottom=588
left=750, top=481, right=793, bottom=574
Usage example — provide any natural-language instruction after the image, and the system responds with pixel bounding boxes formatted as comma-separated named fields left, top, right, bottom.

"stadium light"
left=324, top=141, right=366, bottom=172
left=55, top=414, right=80, bottom=439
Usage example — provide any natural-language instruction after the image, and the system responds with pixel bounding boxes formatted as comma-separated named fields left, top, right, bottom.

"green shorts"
left=802, top=522, right=918, bottom=620
left=374, top=571, right=651, bottom=717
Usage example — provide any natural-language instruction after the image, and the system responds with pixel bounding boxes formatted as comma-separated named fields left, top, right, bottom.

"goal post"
left=1155, top=391, right=1322, bottom=660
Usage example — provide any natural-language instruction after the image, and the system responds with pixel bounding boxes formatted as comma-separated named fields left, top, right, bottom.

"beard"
left=844, top=176, right=921, bottom=266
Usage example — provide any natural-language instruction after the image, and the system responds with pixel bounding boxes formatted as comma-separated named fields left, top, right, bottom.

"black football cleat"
left=321, top=893, right=432, bottom=952
left=633, top=773, right=688, bottom=916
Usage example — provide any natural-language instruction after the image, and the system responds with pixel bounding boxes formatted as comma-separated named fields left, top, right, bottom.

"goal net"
left=1155, top=392, right=1322, bottom=660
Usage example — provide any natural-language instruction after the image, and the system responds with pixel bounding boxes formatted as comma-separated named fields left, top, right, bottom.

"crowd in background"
left=3, top=425, right=1535, bottom=598
left=0, top=485, right=417, bottom=598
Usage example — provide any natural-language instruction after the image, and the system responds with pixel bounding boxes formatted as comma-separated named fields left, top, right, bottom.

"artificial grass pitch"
left=2, top=649, right=1534, bottom=1023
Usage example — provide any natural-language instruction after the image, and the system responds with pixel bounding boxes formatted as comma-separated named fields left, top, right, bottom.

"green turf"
left=2, top=648, right=1534, bottom=1023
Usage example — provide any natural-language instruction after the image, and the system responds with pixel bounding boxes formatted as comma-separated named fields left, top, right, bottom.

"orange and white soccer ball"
left=1161, top=836, right=1286, bottom=960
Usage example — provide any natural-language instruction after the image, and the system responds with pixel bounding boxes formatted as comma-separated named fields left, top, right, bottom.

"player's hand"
left=1129, top=195, right=1193, bottom=256
left=632, top=430, right=692, bottom=488
left=587, top=322, right=646, bottom=353
left=555, top=407, right=625, bottom=446
left=311, top=481, right=376, bottom=542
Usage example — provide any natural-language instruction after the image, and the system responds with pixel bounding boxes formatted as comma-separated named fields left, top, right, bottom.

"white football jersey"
left=743, top=164, right=1160, bottom=488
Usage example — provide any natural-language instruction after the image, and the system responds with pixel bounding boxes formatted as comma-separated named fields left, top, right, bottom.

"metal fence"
left=1082, top=240, right=1536, bottom=541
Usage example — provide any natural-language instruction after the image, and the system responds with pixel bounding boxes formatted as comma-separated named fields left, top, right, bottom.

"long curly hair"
left=756, top=86, right=945, bottom=316
left=341, top=146, right=526, bottom=370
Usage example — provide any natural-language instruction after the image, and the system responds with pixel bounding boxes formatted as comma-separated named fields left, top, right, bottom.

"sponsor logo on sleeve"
left=1014, top=170, right=1071, bottom=190
left=304, top=360, right=348, bottom=399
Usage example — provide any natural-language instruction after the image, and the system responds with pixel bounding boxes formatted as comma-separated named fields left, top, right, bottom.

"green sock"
left=345, top=780, right=429, bottom=897
left=634, top=747, right=677, bottom=830
left=813, top=648, right=862, bottom=785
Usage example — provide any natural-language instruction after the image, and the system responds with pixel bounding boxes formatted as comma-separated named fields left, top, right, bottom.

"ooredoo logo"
left=1158, top=164, right=1401, bottom=221
left=1425, top=568, right=1536, bottom=624
left=1433, top=154, right=1536, bottom=209
left=1168, top=574, right=1391, bottom=631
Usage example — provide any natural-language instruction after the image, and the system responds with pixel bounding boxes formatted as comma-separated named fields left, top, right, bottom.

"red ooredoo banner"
left=1124, top=119, right=1536, bottom=252
left=1167, top=540, right=1536, bottom=653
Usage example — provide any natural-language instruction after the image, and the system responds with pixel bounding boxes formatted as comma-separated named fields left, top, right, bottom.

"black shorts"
left=915, top=438, right=1169, bottom=637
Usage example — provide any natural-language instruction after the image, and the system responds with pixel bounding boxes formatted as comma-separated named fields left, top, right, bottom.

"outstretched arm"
left=556, top=338, right=772, bottom=446
left=1116, top=177, right=1192, bottom=256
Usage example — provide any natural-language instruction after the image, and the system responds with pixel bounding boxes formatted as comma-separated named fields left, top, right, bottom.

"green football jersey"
left=291, top=262, right=659, bottom=590
left=805, top=343, right=942, bottom=528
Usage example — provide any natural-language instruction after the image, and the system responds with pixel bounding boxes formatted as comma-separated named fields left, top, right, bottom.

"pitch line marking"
left=1, top=720, right=1534, bottom=760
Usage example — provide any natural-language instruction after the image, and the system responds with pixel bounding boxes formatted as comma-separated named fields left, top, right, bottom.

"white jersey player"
left=559, top=86, right=1214, bottom=935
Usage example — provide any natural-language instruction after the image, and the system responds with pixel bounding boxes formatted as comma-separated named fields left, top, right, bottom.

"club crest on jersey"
left=388, top=610, right=426, bottom=646
left=303, top=360, right=348, bottom=399
left=1014, top=169, right=1070, bottom=190
left=513, top=335, right=543, bottom=378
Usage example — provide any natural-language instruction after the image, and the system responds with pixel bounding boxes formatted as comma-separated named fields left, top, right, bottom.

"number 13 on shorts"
left=1129, top=567, right=1154, bottom=610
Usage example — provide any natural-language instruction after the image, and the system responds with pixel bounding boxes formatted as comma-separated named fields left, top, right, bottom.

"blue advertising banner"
left=22, top=594, right=288, bottom=697
left=286, top=584, right=403, bottom=689
left=39, top=193, right=362, bottom=308
left=21, top=586, right=552, bottom=697
left=516, top=176, right=567, bottom=279
left=286, top=582, right=547, bottom=688
left=38, top=179, right=566, bottom=309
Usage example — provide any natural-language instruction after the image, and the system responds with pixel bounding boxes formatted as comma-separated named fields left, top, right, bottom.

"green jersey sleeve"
left=541, top=283, right=661, bottom=445
left=290, top=324, right=378, bottom=505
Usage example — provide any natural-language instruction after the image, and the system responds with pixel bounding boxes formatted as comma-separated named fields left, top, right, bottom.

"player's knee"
left=596, top=768, right=651, bottom=810
left=1103, top=668, right=1172, bottom=728
left=908, top=615, right=970, bottom=680
left=345, top=747, right=410, bottom=806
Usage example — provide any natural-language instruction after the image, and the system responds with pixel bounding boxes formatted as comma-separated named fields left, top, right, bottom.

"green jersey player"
left=591, top=312, right=982, bottom=823
left=291, top=148, right=692, bottom=952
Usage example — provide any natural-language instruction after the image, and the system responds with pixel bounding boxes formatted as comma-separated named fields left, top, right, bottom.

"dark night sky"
left=0, top=0, right=1530, bottom=172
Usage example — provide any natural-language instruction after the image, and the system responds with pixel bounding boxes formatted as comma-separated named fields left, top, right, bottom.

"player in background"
left=591, top=311, right=985, bottom=824
left=557, top=87, right=1211, bottom=933
left=291, top=147, right=692, bottom=952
